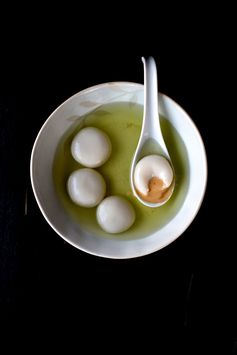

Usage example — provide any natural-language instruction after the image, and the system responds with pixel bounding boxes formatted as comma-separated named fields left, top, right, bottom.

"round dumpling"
left=67, top=168, right=106, bottom=207
left=134, top=154, right=174, bottom=203
left=71, top=127, right=111, bottom=168
left=96, top=196, right=135, bottom=234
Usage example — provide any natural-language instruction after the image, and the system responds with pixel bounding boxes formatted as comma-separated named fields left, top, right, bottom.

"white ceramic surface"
left=30, top=82, right=207, bottom=259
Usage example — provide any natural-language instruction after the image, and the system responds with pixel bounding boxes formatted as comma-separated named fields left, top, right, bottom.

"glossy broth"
left=53, top=102, right=189, bottom=239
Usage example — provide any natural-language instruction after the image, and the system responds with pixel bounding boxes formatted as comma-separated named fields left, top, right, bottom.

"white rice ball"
left=67, top=168, right=106, bottom=207
left=96, top=196, right=135, bottom=234
left=71, top=127, right=111, bottom=168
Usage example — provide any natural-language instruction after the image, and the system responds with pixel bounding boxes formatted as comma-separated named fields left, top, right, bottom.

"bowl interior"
left=31, top=82, right=207, bottom=258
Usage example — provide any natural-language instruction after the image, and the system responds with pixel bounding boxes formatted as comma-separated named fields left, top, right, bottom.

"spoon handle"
left=142, top=57, right=169, bottom=156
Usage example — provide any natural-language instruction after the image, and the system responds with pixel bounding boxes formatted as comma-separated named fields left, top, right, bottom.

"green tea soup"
left=53, top=102, right=189, bottom=240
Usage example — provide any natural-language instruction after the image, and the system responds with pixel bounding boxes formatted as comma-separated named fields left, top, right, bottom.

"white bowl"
left=30, top=82, right=207, bottom=259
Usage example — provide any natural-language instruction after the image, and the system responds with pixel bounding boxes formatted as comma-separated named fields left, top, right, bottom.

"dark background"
left=0, top=11, right=235, bottom=353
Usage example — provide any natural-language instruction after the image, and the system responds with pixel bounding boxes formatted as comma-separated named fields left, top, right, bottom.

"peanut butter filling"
left=136, top=176, right=173, bottom=203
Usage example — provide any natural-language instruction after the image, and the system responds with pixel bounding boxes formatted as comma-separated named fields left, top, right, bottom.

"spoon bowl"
left=130, top=57, right=175, bottom=207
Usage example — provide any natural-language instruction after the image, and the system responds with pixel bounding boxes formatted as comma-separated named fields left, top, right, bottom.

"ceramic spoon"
left=130, top=56, right=175, bottom=207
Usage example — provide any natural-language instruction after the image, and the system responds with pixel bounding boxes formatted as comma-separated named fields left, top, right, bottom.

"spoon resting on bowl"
left=130, top=56, right=175, bottom=208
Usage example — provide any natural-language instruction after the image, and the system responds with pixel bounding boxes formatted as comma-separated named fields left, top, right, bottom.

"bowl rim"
left=30, top=81, right=208, bottom=259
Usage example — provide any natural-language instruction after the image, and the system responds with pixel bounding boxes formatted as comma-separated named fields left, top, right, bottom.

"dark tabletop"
left=0, top=19, right=235, bottom=352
